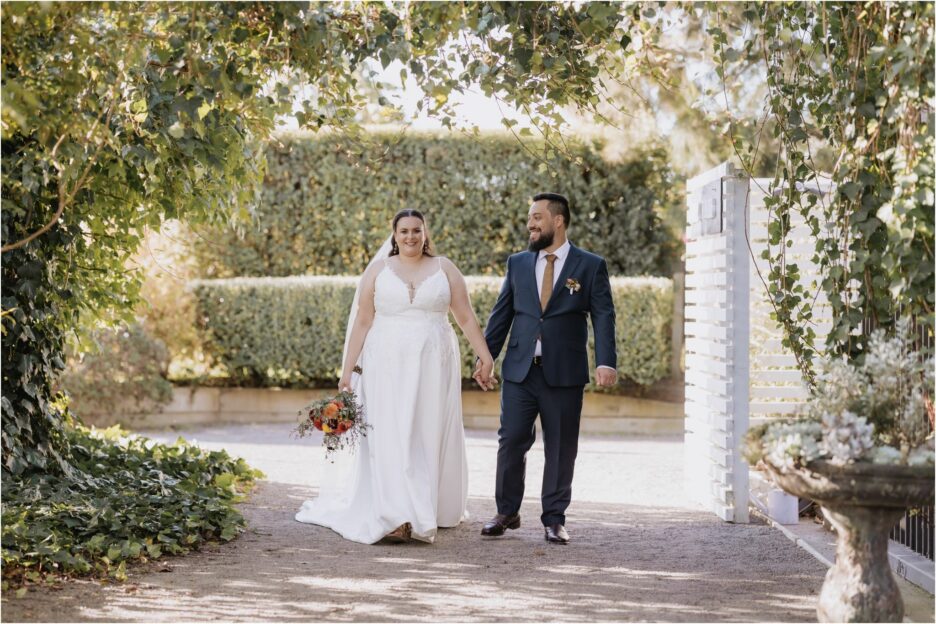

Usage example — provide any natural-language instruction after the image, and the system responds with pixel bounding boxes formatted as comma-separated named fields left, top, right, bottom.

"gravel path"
left=3, top=424, right=830, bottom=622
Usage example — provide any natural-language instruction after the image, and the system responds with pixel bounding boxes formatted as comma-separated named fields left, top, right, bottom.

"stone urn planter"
left=764, top=460, right=935, bottom=623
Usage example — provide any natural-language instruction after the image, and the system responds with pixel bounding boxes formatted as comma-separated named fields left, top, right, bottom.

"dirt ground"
left=1, top=425, right=841, bottom=622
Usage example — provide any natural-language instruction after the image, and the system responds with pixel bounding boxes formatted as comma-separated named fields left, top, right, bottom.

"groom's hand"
left=476, top=373, right=497, bottom=391
left=472, top=369, right=495, bottom=391
left=595, top=367, right=617, bottom=387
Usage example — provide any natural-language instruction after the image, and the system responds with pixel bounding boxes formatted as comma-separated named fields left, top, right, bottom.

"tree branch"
left=1, top=184, right=68, bottom=253
left=2, top=103, right=115, bottom=253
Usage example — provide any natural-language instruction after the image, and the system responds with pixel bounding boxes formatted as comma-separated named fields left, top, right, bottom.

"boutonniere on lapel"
left=565, top=278, right=581, bottom=295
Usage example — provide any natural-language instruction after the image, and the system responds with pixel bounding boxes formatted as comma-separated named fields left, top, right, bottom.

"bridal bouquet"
left=294, top=390, right=370, bottom=459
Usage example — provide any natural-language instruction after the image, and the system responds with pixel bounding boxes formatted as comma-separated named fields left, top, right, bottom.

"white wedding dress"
left=295, top=258, right=469, bottom=543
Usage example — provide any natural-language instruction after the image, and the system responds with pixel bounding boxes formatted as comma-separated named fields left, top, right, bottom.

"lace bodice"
left=374, top=260, right=451, bottom=319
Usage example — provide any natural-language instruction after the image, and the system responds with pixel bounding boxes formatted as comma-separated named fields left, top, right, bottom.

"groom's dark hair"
left=533, top=192, right=571, bottom=227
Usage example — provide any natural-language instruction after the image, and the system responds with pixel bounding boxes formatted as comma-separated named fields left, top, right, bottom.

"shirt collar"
left=538, top=239, right=571, bottom=262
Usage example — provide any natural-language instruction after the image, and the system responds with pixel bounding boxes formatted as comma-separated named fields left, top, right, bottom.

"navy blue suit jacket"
left=484, top=244, right=617, bottom=387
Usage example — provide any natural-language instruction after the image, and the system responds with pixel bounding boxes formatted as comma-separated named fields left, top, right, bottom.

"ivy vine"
left=711, top=2, right=934, bottom=384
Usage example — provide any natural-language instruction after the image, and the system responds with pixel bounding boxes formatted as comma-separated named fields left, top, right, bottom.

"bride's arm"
left=441, top=258, right=496, bottom=389
left=339, top=263, right=380, bottom=390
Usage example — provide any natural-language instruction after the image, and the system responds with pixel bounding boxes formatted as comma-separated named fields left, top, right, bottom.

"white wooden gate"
left=684, top=162, right=750, bottom=523
left=684, top=163, right=832, bottom=523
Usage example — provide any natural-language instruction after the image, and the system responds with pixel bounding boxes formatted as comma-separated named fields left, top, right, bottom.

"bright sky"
left=382, top=61, right=530, bottom=130
left=273, top=49, right=706, bottom=147
left=276, top=57, right=533, bottom=132
left=274, top=6, right=715, bottom=140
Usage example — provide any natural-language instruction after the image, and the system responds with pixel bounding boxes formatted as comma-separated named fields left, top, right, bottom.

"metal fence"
left=866, top=314, right=935, bottom=561
left=891, top=506, right=934, bottom=560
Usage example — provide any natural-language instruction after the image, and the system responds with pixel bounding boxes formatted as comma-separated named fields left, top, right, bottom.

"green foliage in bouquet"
left=293, top=390, right=369, bottom=459
left=1, top=425, right=263, bottom=588
left=188, top=131, right=681, bottom=279
left=189, top=275, right=674, bottom=389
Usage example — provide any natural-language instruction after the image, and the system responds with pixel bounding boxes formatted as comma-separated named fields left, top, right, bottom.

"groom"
left=474, top=193, right=617, bottom=544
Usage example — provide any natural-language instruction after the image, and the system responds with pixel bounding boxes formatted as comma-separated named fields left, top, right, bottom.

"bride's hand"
left=338, top=374, right=352, bottom=393
left=477, top=358, right=497, bottom=391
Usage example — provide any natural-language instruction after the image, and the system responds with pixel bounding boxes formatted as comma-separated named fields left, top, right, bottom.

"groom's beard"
left=528, top=229, right=555, bottom=252
left=529, top=230, right=556, bottom=252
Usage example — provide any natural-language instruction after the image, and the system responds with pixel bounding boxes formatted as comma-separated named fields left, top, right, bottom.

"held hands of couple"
left=472, top=357, right=498, bottom=392
left=341, top=365, right=497, bottom=393
left=470, top=359, right=616, bottom=389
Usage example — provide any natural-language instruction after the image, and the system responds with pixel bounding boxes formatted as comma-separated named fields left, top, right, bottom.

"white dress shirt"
left=533, top=240, right=615, bottom=372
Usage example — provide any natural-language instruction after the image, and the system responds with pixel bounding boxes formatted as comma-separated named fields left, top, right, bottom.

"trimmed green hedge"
left=190, top=130, right=680, bottom=278
left=190, top=275, right=673, bottom=388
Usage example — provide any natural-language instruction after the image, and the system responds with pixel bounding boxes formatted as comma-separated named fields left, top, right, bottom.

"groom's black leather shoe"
left=481, top=513, right=520, bottom=536
left=544, top=523, right=570, bottom=544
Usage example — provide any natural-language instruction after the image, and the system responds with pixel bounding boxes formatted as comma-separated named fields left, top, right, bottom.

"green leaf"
left=197, top=101, right=213, bottom=120
left=167, top=122, right=185, bottom=139
left=840, top=182, right=862, bottom=201
left=114, top=561, right=127, bottom=581
left=213, top=472, right=235, bottom=489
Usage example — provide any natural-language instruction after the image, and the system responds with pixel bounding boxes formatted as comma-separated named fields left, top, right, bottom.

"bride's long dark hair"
left=389, top=209, right=435, bottom=257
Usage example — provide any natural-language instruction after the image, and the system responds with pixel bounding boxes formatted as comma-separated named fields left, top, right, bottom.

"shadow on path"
left=3, top=480, right=826, bottom=622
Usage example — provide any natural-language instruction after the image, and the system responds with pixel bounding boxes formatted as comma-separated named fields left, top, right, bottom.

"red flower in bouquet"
left=293, top=390, right=369, bottom=460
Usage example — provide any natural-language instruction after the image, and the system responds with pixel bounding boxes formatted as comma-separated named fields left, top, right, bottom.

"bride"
left=295, top=209, right=496, bottom=544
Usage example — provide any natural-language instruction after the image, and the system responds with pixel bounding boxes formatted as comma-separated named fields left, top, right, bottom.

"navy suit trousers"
left=495, top=363, right=584, bottom=526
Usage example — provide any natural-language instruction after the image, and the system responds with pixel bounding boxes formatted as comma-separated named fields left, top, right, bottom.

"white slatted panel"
left=684, top=162, right=749, bottom=523
left=684, top=171, right=837, bottom=526
left=747, top=179, right=834, bottom=418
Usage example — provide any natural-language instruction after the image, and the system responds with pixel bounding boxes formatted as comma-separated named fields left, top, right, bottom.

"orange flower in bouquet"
left=293, top=390, right=369, bottom=459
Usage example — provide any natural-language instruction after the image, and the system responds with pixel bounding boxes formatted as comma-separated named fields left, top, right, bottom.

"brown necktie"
left=540, top=253, right=557, bottom=311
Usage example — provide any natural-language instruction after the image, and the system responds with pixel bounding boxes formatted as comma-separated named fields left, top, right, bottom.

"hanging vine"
left=710, top=1, right=934, bottom=386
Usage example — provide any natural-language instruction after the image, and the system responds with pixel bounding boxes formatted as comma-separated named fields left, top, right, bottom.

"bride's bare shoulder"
left=437, top=256, right=460, bottom=273
left=437, top=257, right=468, bottom=289
left=361, top=258, right=386, bottom=284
